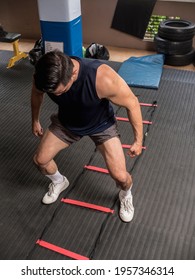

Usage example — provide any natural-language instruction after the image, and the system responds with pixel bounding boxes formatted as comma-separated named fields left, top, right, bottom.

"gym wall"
left=0, top=0, right=194, bottom=50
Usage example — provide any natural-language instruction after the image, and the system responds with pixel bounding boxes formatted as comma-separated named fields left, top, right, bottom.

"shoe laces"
left=48, top=182, right=55, bottom=196
left=121, top=196, right=133, bottom=213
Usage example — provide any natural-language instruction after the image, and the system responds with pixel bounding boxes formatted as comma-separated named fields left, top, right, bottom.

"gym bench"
left=0, top=33, right=28, bottom=68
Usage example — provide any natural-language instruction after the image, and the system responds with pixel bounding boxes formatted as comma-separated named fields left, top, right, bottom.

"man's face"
left=53, top=79, right=73, bottom=96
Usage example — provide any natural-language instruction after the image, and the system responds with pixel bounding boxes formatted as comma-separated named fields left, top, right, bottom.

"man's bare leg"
left=33, top=129, right=70, bottom=204
left=98, top=137, right=134, bottom=222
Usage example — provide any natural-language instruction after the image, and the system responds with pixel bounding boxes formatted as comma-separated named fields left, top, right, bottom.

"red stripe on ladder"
left=84, top=165, right=109, bottom=174
left=36, top=239, right=89, bottom=260
left=116, top=117, right=152, bottom=124
left=139, top=102, right=158, bottom=107
left=61, top=198, right=114, bottom=214
left=122, top=144, right=146, bottom=150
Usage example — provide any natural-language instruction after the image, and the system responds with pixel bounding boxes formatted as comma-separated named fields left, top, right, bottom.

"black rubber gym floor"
left=0, top=50, right=195, bottom=260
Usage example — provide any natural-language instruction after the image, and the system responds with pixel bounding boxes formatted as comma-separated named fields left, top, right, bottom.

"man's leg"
left=33, top=129, right=70, bottom=204
left=97, top=137, right=134, bottom=222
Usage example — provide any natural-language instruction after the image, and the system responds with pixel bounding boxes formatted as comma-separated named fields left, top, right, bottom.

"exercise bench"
left=0, top=32, right=28, bottom=68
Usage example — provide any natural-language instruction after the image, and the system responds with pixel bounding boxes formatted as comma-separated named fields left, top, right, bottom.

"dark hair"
left=34, top=50, right=74, bottom=93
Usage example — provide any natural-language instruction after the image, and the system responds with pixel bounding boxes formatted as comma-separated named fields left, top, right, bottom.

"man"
left=31, top=50, right=143, bottom=223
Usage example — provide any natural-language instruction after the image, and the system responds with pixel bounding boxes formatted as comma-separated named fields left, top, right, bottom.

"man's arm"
left=96, top=64, right=143, bottom=157
left=31, top=81, right=45, bottom=137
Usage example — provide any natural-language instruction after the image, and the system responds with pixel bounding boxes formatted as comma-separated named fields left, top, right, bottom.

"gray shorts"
left=48, top=114, right=120, bottom=146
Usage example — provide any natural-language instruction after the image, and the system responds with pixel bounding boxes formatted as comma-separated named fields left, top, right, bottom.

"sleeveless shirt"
left=47, top=57, right=115, bottom=136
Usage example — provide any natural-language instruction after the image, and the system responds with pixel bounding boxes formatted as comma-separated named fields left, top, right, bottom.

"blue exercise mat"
left=118, top=54, right=165, bottom=89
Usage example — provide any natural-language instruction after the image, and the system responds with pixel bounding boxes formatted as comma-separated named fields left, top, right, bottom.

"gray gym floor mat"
left=0, top=51, right=194, bottom=260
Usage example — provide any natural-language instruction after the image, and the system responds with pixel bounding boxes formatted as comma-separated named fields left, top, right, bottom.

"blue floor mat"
left=118, top=54, right=164, bottom=89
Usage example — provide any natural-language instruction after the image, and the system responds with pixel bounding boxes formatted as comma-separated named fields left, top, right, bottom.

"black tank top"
left=47, top=57, right=115, bottom=136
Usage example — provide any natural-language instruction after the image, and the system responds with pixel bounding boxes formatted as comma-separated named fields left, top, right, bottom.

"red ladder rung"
left=36, top=239, right=89, bottom=260
left=139, top=102, right=158, bottom=107
left=122, top=144, right=146, bottom=150
left=116, top=117, right=152, bottom=124
left=84, top=165, right=109, bottom=174
left=61, top=198, right=114, bottom=214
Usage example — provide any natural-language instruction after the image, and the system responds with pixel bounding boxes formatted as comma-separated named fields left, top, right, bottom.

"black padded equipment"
left=0, top=32, right=21, bottom=43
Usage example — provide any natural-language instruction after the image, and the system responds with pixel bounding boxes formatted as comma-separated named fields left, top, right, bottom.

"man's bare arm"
left=96, top=64, right=143, bottom=157
left=31, top=81, right=45, bottom=137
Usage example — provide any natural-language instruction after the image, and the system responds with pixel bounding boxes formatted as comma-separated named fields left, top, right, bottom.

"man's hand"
left=127, top=142, right=142, bottom=158
left=32, top=121, right=43, bottom=137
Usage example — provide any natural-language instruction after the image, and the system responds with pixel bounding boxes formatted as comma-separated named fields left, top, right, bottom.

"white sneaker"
left=42, top=176, right=69, bottom=204
left=119, top=190, right=134, bottom=222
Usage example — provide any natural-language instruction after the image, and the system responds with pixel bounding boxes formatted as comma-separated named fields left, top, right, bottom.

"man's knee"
left=33, top=153, right=47, bottom=169
left=112, top=170, right=132, bottom=186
